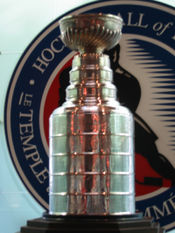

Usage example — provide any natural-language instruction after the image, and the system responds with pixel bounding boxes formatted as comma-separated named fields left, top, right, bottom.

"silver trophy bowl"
left=59, top=13, right=123, bottom=53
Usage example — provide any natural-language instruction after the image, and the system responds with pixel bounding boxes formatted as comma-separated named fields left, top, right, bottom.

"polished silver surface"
left=49, top=14, right=135, bottom=215
left=59, top=13, right=122, bottom=53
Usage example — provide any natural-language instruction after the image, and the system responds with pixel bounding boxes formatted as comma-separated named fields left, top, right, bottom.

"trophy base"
left=18, top=212, right=165, bottom=233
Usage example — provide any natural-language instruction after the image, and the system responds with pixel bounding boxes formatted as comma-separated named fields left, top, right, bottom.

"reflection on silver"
left=49, top=14, right=135, bottom=215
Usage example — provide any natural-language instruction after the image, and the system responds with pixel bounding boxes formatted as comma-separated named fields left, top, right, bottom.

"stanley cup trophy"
left=19, top=14, right=164, bottom=233
left=49, top=13, right=135, bottom=216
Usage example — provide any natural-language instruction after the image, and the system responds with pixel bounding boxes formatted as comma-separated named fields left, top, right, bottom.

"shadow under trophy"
left=19, top=13, right=165, bottom=233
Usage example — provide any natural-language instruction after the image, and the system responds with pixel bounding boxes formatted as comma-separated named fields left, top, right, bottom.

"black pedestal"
left=19, top=212, right=165, bottom=233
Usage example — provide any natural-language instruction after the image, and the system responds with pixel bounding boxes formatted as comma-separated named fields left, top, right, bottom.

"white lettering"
left=32, top=56, right=49, bottom=74
left=19, top=123, right=33, bottom=135
left=127, top=12, right=148, bottom=28
left=153, top=22, right=173, bottom=36
left=18, top=93, right=33, bottom=107
left=25, top=148, right=40, bottom=160
left=50, top=37, right=64, bottom=53
left=144, top=194, right=175, bottom=220
left=18, top=104, right=49, bottom=186
left=152, top=202, right=171, bottom=220
left=29, top=159, right=43, bottom=174
left=138, top=13, right=148, bottom=28
left=21, top=135, right=35, bottom=152
left=32, top=36, right=65, bottom=74
left=127, top=12, right=138, bottom=27
left=144, top=207, right=152, bottom=218
left=168, top=194, right=175, bottom=209
left=41, top=48, right=55, bottom=62
left=36, top=167, right=49, bottom=184
left=19, top=109, right=33, bottom=122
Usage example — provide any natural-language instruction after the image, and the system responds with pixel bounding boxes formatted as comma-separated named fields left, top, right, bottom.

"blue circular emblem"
left=4, top=0, right=175, bottom=230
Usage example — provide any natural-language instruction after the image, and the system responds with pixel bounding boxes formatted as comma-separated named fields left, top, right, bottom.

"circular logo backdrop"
left=4, top=0, right=175, bottom=230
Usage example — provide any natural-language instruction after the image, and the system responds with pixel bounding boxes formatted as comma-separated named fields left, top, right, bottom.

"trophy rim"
left=59, top=13, right=123, bottom=25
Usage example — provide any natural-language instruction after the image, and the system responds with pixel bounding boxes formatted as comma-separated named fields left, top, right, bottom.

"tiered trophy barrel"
left=49, top=14, right=135, bottom=216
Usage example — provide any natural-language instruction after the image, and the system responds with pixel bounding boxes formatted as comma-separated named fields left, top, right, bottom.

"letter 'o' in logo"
left=4, top=0, right=175, bottom=231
